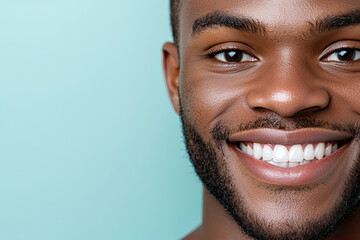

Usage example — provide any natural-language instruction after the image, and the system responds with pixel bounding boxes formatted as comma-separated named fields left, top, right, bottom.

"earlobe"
left=162, top=42, right=180, bottom=114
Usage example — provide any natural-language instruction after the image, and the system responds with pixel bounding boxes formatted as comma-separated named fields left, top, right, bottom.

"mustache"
left=212, top=114, right=360, bottom=142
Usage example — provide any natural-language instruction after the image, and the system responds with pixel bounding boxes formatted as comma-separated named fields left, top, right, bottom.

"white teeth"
left=276, top=162, right=289, bottom=168
left=268, top=161, right=288, bottom=168
left=332, top=143, right=338, bottom=153
left=289, top=145, right=303, bottom=163
left=267, top=160, right=276, bottom=166
left=325, top=144, right=332, bottom=156
left=247, top=145, right=254, bottom=156
left=289, top=162, right=300, bottom=167
left=304, top=144, right=315, bottom=161
left=300, top=160, right=311, bottom=165
left=273, top=145, right=289, bottom=162
left=314, top=143, right=325, bottom=160
left=238, top=141, right=341, bottom=168
left=262, top=145, right=273, bottom=161
left=240, top=143, right=247, bottom=153
left=253, top=143, right=262, bottom=160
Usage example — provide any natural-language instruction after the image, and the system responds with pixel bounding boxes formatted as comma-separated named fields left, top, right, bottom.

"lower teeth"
left=267, top=160, right=313, bottom=168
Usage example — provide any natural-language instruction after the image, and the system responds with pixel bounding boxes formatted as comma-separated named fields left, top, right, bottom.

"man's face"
left=164, top=0, right=360, bottom=239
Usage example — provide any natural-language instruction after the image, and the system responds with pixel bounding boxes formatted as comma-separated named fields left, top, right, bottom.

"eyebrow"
left=191, top=9, right=360, bottom=37
left=192, top=11, right=266, bottom=37
left=314, top=9, right=360, bottom=33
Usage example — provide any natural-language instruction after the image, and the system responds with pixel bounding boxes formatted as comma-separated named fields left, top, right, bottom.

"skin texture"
left=163, top=0, right=360, bottom=239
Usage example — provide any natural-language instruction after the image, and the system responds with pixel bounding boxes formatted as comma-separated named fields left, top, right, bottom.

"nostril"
left=299, top=106, right=326, bottom=114
left=252, top=107, right=269, bottom=113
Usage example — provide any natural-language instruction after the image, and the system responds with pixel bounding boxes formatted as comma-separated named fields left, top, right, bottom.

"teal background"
left=0, top=1, right=202, bottom=239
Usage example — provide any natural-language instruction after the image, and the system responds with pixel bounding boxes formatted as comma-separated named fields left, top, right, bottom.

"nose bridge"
left=246, top=55, right=330, bottom=117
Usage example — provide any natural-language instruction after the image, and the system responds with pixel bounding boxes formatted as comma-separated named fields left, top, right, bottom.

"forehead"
left=179, top=0, right=360, bottom=42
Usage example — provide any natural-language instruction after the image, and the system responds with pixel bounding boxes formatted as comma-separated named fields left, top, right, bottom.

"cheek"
left=179, top=69, right=250, bottom=139
left=336, top=84, right=360, bottom=114
left=325, top=80, right=360, bottom=122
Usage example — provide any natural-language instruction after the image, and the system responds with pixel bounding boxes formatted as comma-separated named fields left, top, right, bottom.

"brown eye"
left=326, top=48, right=360, bottom=62
left=213, top=50, right=257, bottom=63
left=224, top=50, right=243, bottom=62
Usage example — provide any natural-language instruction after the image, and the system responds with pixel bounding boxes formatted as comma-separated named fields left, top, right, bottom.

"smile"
left=238, top=141, right=340, bottom=168
left=228, top=128, right=353, bottom=185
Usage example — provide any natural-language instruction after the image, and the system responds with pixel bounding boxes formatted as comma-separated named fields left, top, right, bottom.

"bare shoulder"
left=181, top=226, right=202, bottom=240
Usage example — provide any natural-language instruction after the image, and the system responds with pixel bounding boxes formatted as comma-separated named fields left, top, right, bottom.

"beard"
left=180, top=108, right=360, bottom=240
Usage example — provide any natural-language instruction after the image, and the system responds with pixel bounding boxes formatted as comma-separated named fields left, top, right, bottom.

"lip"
left=228, top=128, right=353, bottom=186
left=228, top=128, right=352, bottom=145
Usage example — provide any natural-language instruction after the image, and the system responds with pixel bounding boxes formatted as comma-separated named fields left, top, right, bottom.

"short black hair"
left=170, top=0, right=181, bottom=46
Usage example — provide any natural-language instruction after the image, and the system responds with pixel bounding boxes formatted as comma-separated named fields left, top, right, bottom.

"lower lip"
left=232, top=142, right=350, bottom=186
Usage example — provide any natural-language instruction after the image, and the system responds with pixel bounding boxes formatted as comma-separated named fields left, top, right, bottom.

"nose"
left=246, top=63, right=330, bottom=117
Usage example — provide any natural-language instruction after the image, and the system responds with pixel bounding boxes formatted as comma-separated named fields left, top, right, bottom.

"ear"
left=162, top=42, right=180, bottom=114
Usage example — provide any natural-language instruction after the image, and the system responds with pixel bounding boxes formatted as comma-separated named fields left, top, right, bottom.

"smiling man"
left=162, top=1, right=360, bottom=239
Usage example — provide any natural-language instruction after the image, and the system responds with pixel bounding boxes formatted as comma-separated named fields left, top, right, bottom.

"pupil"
left=337, top=49, right=355, bottom=61
left=225, top=50, right=242, bottom=62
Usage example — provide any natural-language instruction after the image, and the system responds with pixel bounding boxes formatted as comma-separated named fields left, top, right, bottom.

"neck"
left=200, top=187, right=252, bottom=240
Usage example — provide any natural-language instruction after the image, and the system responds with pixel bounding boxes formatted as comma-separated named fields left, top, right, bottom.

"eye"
left=213, top=50, right=257, bottom=63
left=325, top=48, right=360, bottom=62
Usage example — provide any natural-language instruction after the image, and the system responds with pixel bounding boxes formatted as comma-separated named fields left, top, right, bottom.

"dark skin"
left=163, top=0, right=360, bottom=239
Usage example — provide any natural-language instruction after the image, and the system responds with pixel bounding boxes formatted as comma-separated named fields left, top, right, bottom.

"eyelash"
left=207, top=47, right=257, bottom=63
left=207, top=47, right=240, bottom=57
left=322, top=47, right=360, bottom=62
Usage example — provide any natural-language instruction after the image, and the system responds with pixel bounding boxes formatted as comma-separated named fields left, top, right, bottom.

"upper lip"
left=228, top=128, right=352, bottom=145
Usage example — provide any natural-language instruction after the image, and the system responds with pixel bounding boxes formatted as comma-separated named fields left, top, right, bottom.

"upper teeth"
left=239, top=142, right=338, bottom=168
